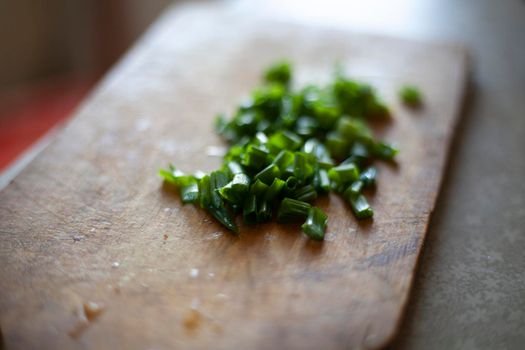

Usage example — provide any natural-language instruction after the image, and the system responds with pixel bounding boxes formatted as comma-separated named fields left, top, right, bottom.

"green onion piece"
left=251, top=84, right=285, bottom=118
left=283, top=176, right=298, bottom=196
left=256, top=119, right=271, bottom=133
left=343, top=180, right=364, bottom=198
left=303, top=138, right=334, bottom=165
left=254, top=163, right=281, bottom=185
left=242, top=145, right=269, bottom=170
left=293, top=152, right=315, bottom=184
left=349, top=142, right=370, bottom=164
left=367, top=99, right=390, bottom=118
left=198, top=175, right=212, bottom=209
left=256, top=200, right=272, bottom=222
left=159, top=164, right=185, bottom=186
left=255, top=131, right=268, bottom=144
left=264, top=60, right=292, bottom=87
left=328, top=163, right=359, bottom=190
left=346, top=192, right=374, bottom=219
left=359, top=167, right=377, bottom=187
left=295, top=116, right=318, bottom=136
left=268, top=130, right=302, bottom=153
left=301, top=207, right=328, bottom=241
left=291, top=185, right=318, bottom=203
left=312, top=102, right=339, bottom=129
left=226, top=161, right=244, bottom=175
left=265, top=178, right=285, bottom=201
left=210, top=170, right=229, bottom=207
left=277, top=198, right=311, bottom=223
left=193, top=171, right=206, bottom=180
left=243, top=194, right=257, bottom=224
left=272, top=150, right=295, bottom=178
left=219, top=173, right=250, bottom=204
left=325, top=132, right=349, bottom=160
left=159, top=165, right=199, bottom=203
left=313, top=168, right=331, bottom=193
left=198, top=172, right=238, bottom=233
left=400, top=85, right=422, bottom=106
left=373, top=142, right=398, bottom=161
left=234, top=111, right=260, bottom=136
left=250, top=179, right=269, bottom=197
left=159, top=169, right=178, bottom=186
left=224, top=145, right=243, bottom=163
left=272, top=149, right=295, bottom=168
left=180, top=178, right=199, bottom=204
left=215, top=114, right=239, bottom=142
left=337, top=117, right=373, bottom=143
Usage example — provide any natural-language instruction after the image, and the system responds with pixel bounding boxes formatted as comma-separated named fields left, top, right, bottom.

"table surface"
left=230, top=0, right=524, bottom=349
left=1, top=0, right=524, bottom=349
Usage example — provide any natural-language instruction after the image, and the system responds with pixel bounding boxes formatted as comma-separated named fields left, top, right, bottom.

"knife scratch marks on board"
left=9, top=182, right=70, bottom=227
left=357, top=236, right=420, bottom=269
left=250, top=237, right=421, bottom=284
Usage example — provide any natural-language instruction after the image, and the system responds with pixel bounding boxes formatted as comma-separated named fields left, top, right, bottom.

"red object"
left=0, top=76, right=95, bottom=172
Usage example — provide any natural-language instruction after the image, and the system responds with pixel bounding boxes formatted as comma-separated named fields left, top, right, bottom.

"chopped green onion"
left=348, top=142, right=370, bottom=165
left=337, top=117, right=372, bottom=143
left=325, top=132, right=349, bottom=160
left=250, top=179, right=269, bottom=197
left=219, top=173, right=250, bottom=204
left=373, top=142, right=398, bottom=161
left=256, top=200, right=272, bottom=222
left=272, top=150, right=295, bottom=173
left=291, top=185, right=318, bottom=203
left=198, top=174, right=212, bottom=209
left=359, top=167, right=377, bottom=187
left=265, top=178, right=285, bottom=201
left=400, top=85, right=422, bottom=106
left=293, top=152, right=315, bottom=184
left=160, top=60, right=399, bottom=239
left=283, top=176, right=298, bottom=196
left=277, top=198, right=311, bottom=223
left=226, top=161, right=244, bottom=175
left=254, top=164, right=281, bottom=185
left=242, top=145, right=269, bottom=170
left=301, top=207, right=328, bottom=240
left=303, top=138, right=334, bottom=165
left=313, top=168, right=331, bottom=193
left=180, top=179, right=199, bottom=204
left=346, top=192, right=374, bottom=219
left=243, top=194, right=257, bottom=224
left=264, top=60, right=292, bottom=87
left=199, top=173, right=239, bottom=232
left=328, top=163, right=360, bottom=190
left=295, top=116, right=318, bottom=136
left=344, top=181, right=364, bottom=197
left=268, top=130, right=302, bottom=152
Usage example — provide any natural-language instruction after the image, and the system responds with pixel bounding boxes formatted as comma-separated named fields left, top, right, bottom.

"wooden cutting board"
left=0, top=4, right=468, bottom=350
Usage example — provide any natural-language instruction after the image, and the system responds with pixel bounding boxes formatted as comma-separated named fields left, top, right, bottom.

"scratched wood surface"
left=0, top=4, right=468, bottom=350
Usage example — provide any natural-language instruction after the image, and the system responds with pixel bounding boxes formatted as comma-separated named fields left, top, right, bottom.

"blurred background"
left=0, top=0, right=172, bottom=172
left=1, top=0, right=523, bottom=175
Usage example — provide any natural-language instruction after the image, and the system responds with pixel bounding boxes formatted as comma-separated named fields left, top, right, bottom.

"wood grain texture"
left=0, top=4, right=468, bottom=350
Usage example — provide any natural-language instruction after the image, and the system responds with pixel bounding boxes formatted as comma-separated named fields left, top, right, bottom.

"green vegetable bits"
left=160, top=61, right=399, bottom=240
left=399, top=85, right=423, bottom=107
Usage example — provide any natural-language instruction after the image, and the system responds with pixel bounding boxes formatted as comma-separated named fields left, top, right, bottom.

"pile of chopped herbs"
left=160, top=61, right=400, bottom=241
